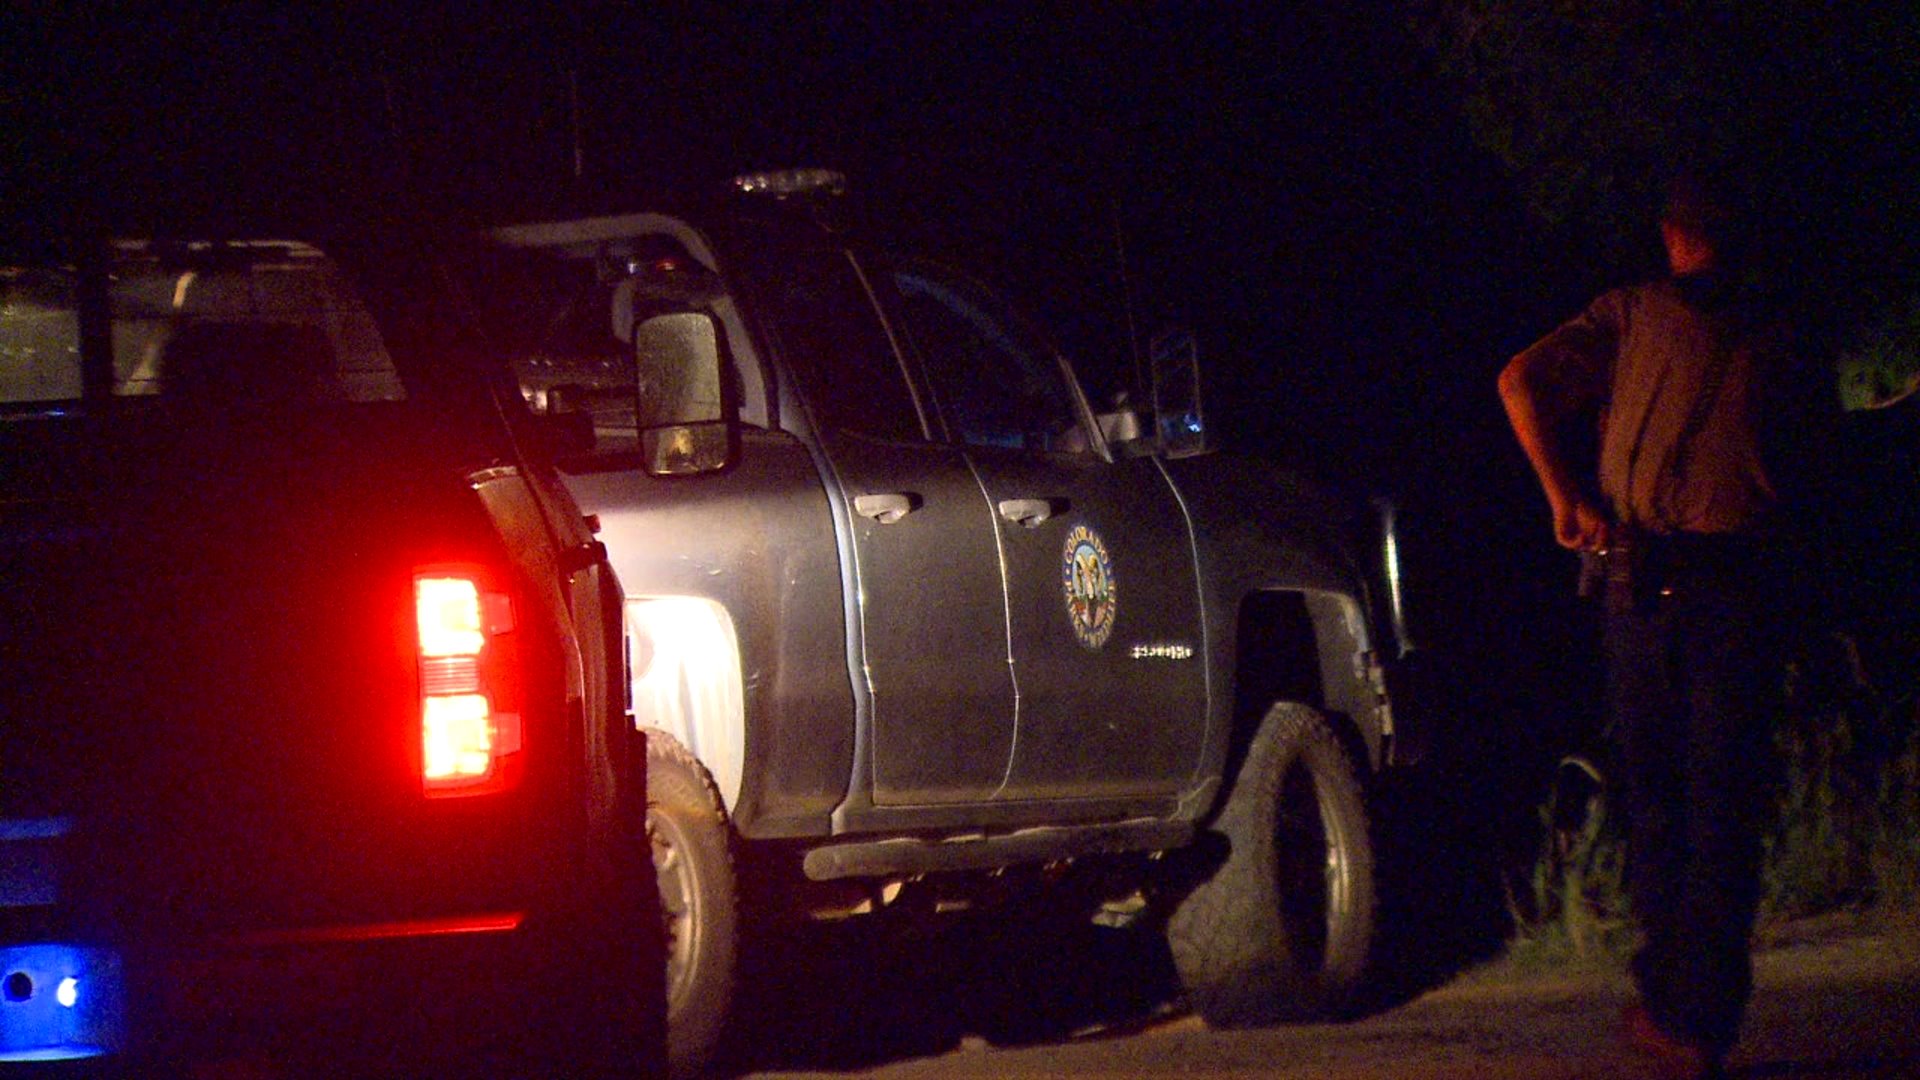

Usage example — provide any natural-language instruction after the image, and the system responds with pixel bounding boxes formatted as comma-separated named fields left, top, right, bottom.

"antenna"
left=374, top=71, right=417, bottom=190
left=1112, top=192, right=1144, bottom=399
left=568, top=69, right=585, bottom=182
left=380, top=76, right=401, bottom=141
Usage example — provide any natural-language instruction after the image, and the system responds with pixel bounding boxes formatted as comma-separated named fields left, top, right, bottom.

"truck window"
left=744, top=249, right=925, bottom=443
left=473, top=235, right=772, bottom=452
left=887, top=263, right=1084, bottom=453
left=481, top=254, right=643, bottom=454
left=0, top=266, right=78, bottom=404
left=1, top=241, right=405, bottom=409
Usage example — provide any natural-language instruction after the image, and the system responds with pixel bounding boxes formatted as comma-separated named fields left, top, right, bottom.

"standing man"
left=1499, top=172, right=1815, bottom=1079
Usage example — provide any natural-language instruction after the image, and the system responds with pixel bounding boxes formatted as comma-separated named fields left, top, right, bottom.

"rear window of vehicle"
left=1, top=239, right=406, bottom=409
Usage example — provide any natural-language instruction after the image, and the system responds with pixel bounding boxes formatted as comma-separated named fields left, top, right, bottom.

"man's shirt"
left=1515, top=273, right=1787, bottom=535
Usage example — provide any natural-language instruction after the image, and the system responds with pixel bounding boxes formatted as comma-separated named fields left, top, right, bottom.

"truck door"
left=743, top=247, right=1018, bottom=807
left=875, top=260, right=1210, bottom=802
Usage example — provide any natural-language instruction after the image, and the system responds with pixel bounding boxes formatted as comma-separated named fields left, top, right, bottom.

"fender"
left=1158, top=455, right=1395, bottom=786
left=627, top=596, right=747, bottom=813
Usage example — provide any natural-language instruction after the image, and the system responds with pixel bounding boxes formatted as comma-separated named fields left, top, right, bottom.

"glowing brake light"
left=416, top=577, right=487, bottom=656
left=414, top=572, right=523, bottom=797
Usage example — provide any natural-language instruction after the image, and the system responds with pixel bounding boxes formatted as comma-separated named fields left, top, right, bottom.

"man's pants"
left=1604, top=553, right=1776, bottom=1053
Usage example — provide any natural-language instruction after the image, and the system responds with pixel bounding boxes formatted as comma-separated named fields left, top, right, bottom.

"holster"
left=1578, top=542, right=1644, bottom=613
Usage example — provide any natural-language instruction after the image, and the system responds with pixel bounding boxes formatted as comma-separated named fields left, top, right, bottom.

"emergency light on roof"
left=731, top=169, right=849, bottom=199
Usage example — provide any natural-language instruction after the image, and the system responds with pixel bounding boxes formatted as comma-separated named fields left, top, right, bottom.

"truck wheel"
left=1167, top=702, right=1376, bottom=1025
left=646, top=733, right=738, bottom=1078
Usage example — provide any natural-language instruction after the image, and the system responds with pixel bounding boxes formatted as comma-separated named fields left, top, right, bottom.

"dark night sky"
left=9, top=5, right=1916, bottom=745
left=6, top=7, right=1558, bottom=404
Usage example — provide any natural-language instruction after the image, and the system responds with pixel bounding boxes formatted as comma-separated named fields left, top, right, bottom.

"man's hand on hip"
left=1555, top=498, right=1615, bottom=552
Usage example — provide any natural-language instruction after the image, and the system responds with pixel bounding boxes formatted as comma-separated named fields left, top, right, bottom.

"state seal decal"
left=1061, top=524, right=1117, bottom=649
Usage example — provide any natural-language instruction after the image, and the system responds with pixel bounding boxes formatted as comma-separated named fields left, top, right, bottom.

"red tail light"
left=414, top=570, right=523, bottom=797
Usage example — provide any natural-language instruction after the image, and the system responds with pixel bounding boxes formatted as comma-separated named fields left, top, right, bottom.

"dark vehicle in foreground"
left=471, top=173, right=1428, bottom=1076
left=0, top=232, right=663, bottom=1075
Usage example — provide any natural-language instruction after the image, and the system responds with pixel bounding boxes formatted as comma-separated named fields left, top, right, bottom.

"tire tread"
left=1166, top=702, right=1377, bottom=1026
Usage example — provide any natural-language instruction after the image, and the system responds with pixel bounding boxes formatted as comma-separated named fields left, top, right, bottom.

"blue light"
left=0, top=945, right=122, bottom=1061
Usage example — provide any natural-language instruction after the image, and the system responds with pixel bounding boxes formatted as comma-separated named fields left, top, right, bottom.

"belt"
left=1631, top=530, right=1768, bottom=576
left=1586, top=529, right=1771, bottom=608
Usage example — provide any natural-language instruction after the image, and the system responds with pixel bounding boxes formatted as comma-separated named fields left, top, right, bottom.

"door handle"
left=996, top=498, right=1057, bottom=528
left=853, top=492, right=917, bottom=524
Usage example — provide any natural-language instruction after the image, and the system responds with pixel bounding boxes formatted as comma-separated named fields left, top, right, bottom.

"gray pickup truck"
left=472, top=172, right=1424, bottom=1075
left=0, top=228, right=662, bottom=1076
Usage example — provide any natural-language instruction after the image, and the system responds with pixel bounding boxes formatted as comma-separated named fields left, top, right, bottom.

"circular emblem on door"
left=1061, top=524, right=1117, bottom=649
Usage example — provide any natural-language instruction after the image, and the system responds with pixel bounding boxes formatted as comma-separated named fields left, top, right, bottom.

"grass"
left=1763, top=668, right=1920, bottom=920
left=1502, top=757, right=1635, bottom=974
left=1838, top=293, right=1920, bottom=411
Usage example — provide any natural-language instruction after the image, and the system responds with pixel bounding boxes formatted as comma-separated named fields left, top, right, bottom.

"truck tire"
left=1167, top=702, right=1377, bottom=1025
left=645, top=732, right=738, bottom=1078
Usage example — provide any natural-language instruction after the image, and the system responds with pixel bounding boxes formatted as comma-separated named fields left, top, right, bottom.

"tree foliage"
left=1414, top=2, right=1920, bottom=401
left=1412, top=3, right=1914, bottom=279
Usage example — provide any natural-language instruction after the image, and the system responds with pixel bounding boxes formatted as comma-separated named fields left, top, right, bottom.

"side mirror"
left=641, top=421, right=733, bottom=476
left=633, top=311, right=738, bottom=477
left=1148, top=327, right=1208, bottom=458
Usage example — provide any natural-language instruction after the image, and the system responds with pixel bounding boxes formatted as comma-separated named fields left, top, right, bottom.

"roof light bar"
left=731, top=169, right=849, bottom=199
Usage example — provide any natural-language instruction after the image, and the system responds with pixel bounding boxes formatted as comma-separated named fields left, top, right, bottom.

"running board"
left=801, top=818, right=1194, bottom=882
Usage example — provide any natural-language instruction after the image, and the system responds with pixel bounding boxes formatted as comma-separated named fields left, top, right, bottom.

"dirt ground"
left=726, top=909, right=1920, bottom=1080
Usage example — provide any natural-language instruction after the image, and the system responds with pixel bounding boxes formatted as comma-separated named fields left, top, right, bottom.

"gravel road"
left=727, top=911, right=1920, bottom=1080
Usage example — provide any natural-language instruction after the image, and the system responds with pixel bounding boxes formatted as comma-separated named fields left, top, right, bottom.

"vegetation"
left=1506, top=645, right=1920, bottom=969
left=1767, top=660, right=1920, bottom=919
left=1412, top=3, right=1920, bottom=399
left=1503, top=756, right=1633, bottom=973
left=1411, top=5, right=1916, bottom=260
left=1410, top=1, right=1762, bottom=266
left=1838, top=296, right=1920, bottom=412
